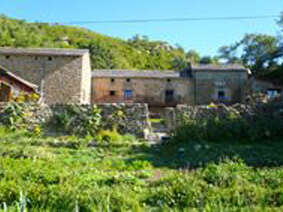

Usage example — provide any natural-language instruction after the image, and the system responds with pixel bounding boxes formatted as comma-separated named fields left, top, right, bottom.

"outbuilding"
left=0, top=65, right=38, bottom=102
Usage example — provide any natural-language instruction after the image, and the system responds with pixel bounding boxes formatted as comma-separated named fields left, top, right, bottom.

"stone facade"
left=92, top=65, right=249, bottom=106
left=92, top=75, right=194, bottom=106
left=0, top=48, right=91, bottom=104
left=194, top=69, right=248, bottom=105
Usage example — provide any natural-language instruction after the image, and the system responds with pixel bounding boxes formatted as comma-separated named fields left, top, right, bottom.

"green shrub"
left=96, top=129, right=123, bottom=144
left=54, top=105, right=102, bottom=136
left=0, top=102, right=27, bottom=130
left=173, top=113, right=283, bottom=142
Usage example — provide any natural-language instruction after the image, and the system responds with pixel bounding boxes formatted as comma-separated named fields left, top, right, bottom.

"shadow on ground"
left=128, top=139, right=283, bottom=169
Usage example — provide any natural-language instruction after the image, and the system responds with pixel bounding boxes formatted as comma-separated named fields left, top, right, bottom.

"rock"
left=88, top=140, right=98, bottom=147
left=178, top=148, right=185, bottom=153
left=194, top=144, right=202, bottom=151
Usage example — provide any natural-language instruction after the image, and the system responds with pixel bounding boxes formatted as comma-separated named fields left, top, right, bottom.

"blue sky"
left=1, top=0, right=282, bottom=56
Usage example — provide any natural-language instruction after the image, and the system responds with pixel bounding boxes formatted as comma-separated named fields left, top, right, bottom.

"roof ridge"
left=0, top=47, right=89, bottom=56
left=0, top=64, right=38, bottom=89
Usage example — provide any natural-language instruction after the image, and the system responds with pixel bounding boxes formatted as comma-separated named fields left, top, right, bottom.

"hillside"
left=0, top=15, right=185, bottom=70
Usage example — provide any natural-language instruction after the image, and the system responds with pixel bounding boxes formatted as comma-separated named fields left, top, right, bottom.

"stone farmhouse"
left=92, top=64, right=249, bottom=106
left=0, top=47, right=250, bottom=106
left=0, top=48, right=91, bottom=104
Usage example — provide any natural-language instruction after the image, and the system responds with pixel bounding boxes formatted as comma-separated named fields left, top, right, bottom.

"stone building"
left=0, top=47, right=249, bottom=106
left=0, top=48, right=91, bottom=104
left=193, top=64, right=248, bottom=105
left=0, top=65, right=37, bottom=101
left=92, top=70, right=194, bottom=106
left=92, top=64, right=249, bottom=106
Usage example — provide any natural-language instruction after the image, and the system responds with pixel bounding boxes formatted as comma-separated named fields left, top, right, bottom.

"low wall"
left=164, top=103, right=283, bottom=132
left=98, top=103, right=151, bottom=136
left=0, top=103, right=151, bottom=137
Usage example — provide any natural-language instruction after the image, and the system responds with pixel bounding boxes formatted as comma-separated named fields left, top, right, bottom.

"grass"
left=149, top=118, right=164, bottom=123
left=0, top=127, right=283, bottom=211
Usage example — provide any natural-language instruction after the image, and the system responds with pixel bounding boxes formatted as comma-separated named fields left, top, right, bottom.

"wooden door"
left=0, top=83, right=12, bottom=102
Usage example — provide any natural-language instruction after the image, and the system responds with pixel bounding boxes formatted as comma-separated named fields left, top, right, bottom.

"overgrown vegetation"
left=0, top=128, right=283, bottom=211
left=53, top=104, right=102, bottom=136
left=174, top=112, right=283, bottom=143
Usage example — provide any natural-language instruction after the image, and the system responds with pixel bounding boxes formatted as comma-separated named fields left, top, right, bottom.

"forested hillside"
left=0, top=15, right=187, bottom=70
left=0, top=14, right=282, bottom=82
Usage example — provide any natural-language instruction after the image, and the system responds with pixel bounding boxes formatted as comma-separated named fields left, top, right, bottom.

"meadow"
left=0, top=127, right=283, bottom=211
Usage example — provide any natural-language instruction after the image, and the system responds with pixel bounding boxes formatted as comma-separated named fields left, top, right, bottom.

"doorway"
left=165, top=90, right=174, bottom=103
left=0, top=83, right=12, bottom=102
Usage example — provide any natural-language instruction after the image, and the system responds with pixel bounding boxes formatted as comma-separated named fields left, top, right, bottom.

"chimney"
left=180, top=61, right=193, bottom=78
left=187, top=61, right=192, bottom=70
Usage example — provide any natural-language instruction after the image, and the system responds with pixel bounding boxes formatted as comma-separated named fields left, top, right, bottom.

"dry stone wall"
left=0, top=103, right=151, bottom=137
left=164, top=103, right=283, bottom=132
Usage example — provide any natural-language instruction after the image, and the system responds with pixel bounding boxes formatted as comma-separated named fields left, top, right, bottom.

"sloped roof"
left=92, top=64, right=248, bottom=78
left=0, top=65, right=38, bottom=90
left=92, top=70, right=181, bottom=78
left=192, top=64, right=247, bottom=72
left=0, top=48, right=89, bottom=56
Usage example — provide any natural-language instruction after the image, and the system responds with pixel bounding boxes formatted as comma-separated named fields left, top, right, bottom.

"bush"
left=173, top=113, right=283, bottom=142
left=96, top=129, right=123, bottom=144
left=54, top=105, right=102, bottom=136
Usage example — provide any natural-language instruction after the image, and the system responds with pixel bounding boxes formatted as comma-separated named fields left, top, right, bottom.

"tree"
left=186, top=50, right=200, bottom=64
left=172, top=56, right=187, bottom=70
left=240, top=34, right=280, bottom=73
left=199, top=56, right=219, bottom=65
left=218, top=45, right=242, bottom=64
left=218, top=34, right=280, bottom=74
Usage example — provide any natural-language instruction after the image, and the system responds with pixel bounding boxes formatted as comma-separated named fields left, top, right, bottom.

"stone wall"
left=97, top=103, right=151, bottom=136
left=0, top=103, right=151, bottom=137
left=81, top=53, right=92, bottom=104
left=0, top=51, right=91, bottom=104
left=164, top=103, right=283, bottom=132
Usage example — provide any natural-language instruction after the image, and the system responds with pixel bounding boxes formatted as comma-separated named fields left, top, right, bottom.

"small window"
left=126, top=78, right=131, bottom=82
left=167, top=79, right=171, bottom=82
left=48, top=56, right=53, bottom=61
left=111, top=78, right=115, bottom=83
left=165, top=90, right=174, bottom=103
left=109, top=91, right=116, bottom=96
left=5, top=56, right=10, bottom=59
left=124, top=90, right=133, bottom=100
left=218, top=91, right=225, bottom=101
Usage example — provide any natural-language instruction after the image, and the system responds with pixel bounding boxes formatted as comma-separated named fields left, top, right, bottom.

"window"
left=5, top=56, right=10, bottom=59
left=167, top=79, right=171, bottom=82
left=111, top=78, right=115, bottom=83
left=165, top=90, right=174, bottom=103
left=218, top=91, right=226, bottom=101
left=48, top=56, right=53, bottom=61
left=126, top=78, right=131, bottom=82
left=124, top=90, right=133, bottom=100
left=109, top=90, right=116, bottom=96
left=267, top=89, right=281, bottom=99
